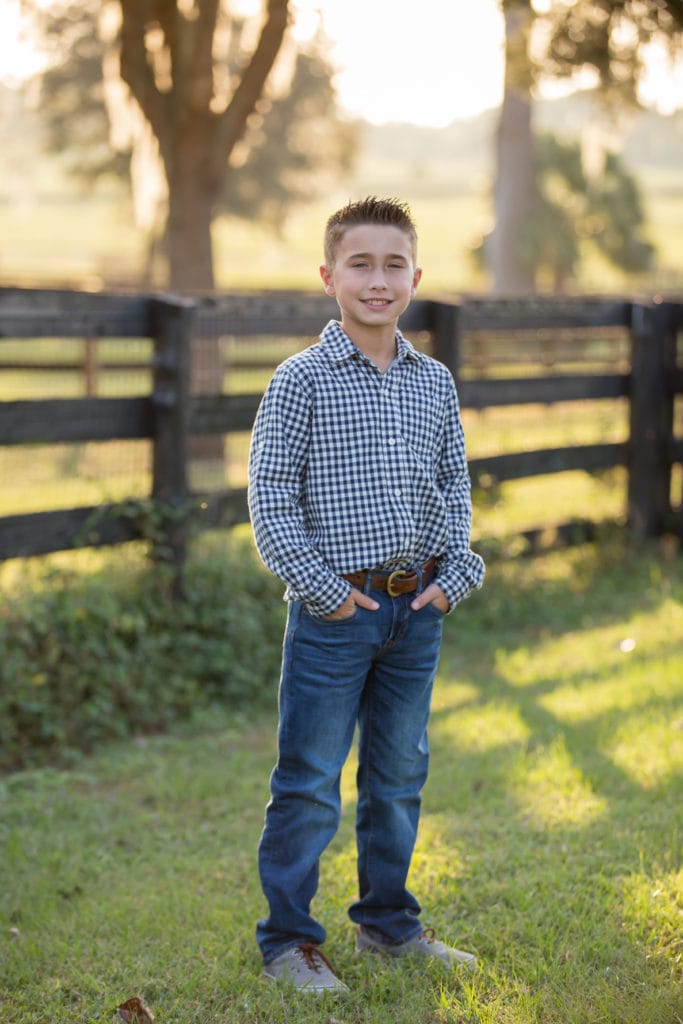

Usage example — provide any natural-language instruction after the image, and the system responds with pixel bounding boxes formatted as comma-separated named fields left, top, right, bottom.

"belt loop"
left=363, top=569, right=372, bottom=596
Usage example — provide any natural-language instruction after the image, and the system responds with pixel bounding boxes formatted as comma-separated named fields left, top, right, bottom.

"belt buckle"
left=386, top=569, right=409, bottom=597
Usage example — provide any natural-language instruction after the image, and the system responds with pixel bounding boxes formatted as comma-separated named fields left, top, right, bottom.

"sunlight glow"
left=433, top=702, right=531, bottom=754
left=292, top=0, right=505, bottom=126
left=606, top=714, right=683, bottom=789
left=0, top=1, right=46, bottom=83
left=1, top=0, right=682, bottom=126
left=510, top=737, right=608, bottom=829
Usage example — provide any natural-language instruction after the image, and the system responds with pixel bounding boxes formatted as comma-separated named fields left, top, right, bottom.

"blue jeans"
left=256, top=584, right=445, bottom=964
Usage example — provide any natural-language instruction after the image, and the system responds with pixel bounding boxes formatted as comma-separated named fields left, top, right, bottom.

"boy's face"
left=320, top=223, right=421, bottom=336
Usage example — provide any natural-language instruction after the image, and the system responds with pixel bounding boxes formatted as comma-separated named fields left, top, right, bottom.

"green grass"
left=1, top=539, right=682, bottom=1023
left=0, top=194, right=146, bottom=288
left=0, top=441, right=153, bottom=516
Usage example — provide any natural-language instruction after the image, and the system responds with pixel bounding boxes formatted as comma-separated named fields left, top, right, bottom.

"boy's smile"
left=320, top=224, right=422, bottom=349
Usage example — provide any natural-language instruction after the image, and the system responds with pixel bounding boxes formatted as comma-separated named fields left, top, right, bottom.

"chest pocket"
left=398, top=390, right=443, bottom=465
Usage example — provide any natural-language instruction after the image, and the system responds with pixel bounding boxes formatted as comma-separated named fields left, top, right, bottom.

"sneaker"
left=263, top=943, right=349, bottom=993
left=355, top=926, right=477, bottom=969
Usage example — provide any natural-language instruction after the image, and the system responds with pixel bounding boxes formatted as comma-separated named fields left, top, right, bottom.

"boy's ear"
left=320, top=264, right=335, bottom=296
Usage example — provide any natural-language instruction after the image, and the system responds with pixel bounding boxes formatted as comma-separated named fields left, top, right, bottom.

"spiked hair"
left=323, top=196, right=418, bottom=267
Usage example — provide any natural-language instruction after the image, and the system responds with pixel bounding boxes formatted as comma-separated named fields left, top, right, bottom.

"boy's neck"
left=341, top=320, right=398, bottom=373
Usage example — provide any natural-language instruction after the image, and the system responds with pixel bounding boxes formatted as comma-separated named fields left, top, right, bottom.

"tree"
left=534, top=133, right=653, bottom=290
left=25, top=0, right=356, bottom=291
left=475, top=132, right=654, bottom=292
left=489, top=0, right=539, bottom=294
left=487, top=0, right=681, bottom=294
left=121, top=0, right=286, bottom=292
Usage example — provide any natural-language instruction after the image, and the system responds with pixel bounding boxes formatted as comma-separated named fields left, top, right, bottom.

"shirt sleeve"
left=247, top=366, right=351, bottom=617
left=434, top=377, right=486, bottom=610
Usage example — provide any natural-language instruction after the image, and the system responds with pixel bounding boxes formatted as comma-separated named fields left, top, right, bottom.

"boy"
left=248, top=197, right=485, bottom=993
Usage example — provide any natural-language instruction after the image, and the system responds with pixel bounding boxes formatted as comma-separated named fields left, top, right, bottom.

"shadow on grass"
left=407, top=539, right=683, bottom=1021
left=320, top=537, right=682, bottom=1020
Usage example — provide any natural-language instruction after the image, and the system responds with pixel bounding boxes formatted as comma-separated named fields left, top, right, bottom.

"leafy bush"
left=0, top=536, right=287, bottom=772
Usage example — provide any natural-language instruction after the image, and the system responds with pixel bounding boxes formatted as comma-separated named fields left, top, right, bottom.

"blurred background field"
left=2, top=185, right=682, bottom=293
left=2, top=83, right=682, bottom=294
left=2, top=178, right=682, bottom=297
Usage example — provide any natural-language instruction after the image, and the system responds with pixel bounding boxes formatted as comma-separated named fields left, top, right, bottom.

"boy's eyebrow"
left=345, top=251, right=409, bottom=262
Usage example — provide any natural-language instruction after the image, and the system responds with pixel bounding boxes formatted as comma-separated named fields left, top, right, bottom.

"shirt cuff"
left=436, top=552, right=486, bottom=612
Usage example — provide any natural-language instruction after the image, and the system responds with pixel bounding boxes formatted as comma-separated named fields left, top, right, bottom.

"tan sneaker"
left=263, top=943, right=349, bottom=993
left=355, top=926, right=477, bottom=969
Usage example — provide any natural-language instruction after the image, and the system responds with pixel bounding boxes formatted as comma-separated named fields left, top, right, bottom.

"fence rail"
left=1, top=287, right=681, bottom=570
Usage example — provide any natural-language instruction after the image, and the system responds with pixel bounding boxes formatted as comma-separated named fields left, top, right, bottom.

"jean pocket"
left=303, top=604, right=360, bottom=626
left=418, top=600, right=448, bottom=620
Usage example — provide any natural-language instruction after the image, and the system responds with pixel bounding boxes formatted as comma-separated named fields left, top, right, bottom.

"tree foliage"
left=28, top=2, right=128, bottom=183
left=221, top=46, right=357, bottom=232
left=476, top=131, right=654, bottom=291
left=543, top=0, right=683, bottom=105
left=532, top=134, right=654, bottom=290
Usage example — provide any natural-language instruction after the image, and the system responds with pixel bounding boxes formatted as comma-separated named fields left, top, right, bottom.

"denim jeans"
left=256, top=583, right=445, bottom=964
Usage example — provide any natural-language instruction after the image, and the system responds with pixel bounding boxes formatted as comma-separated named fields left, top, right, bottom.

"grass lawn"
left=1, top=539, right=682, bottom=1023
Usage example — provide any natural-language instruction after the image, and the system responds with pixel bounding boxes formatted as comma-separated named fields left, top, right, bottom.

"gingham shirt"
left=248, top=320, right=485, bottom=617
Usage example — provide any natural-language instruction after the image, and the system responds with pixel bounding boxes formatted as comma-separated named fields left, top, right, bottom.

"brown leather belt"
left=342, top=557, right=438, bottom=598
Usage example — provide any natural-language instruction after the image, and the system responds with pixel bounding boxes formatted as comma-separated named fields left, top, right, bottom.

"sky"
left=2, top=0, right=683, bottom=127
left=290, top=0, right=506, bottom=125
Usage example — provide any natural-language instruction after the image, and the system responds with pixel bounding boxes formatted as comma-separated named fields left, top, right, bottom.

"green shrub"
left=0, top=536, right=287, bottom=772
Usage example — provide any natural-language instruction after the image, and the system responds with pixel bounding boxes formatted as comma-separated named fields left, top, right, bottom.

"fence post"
left=149, top=294, right=197, bottom=592
left=628, top=301, right=676, bottom=540
left=431, top=300, right=462, bottom=381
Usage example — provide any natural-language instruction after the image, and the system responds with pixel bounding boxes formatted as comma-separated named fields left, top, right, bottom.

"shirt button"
left=388, top=437, right=396, bottom=446
left=394, top=489, right=402, bottom=498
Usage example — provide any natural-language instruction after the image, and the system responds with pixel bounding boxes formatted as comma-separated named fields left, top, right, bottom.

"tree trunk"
left=490, top=1, right=538, bottom=295
left=166, top=163, right=216, bottom=292
left=118, top=0, right=290, bottom=478
left=165, top=146, right=226, bottom=474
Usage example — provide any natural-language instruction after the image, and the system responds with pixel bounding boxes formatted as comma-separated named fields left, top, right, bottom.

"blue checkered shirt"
left=248, top=320, right=485, bottom=617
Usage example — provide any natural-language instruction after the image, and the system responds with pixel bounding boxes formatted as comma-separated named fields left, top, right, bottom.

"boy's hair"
left=323, top=196, right=418, bottom=267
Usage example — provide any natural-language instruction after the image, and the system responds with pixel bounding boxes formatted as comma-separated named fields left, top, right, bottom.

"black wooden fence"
left=1, top=287, right=681, bottom=573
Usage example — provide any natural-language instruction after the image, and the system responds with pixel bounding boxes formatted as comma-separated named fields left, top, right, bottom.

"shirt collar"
left=319, top=320, right=425, bottom=367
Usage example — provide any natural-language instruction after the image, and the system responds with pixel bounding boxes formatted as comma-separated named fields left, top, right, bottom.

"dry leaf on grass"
left=116, top=995, right=155, bottom=1022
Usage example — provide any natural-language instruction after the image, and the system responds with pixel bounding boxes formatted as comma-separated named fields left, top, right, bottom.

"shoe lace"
left=295, top=943, right=336, bottom=974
